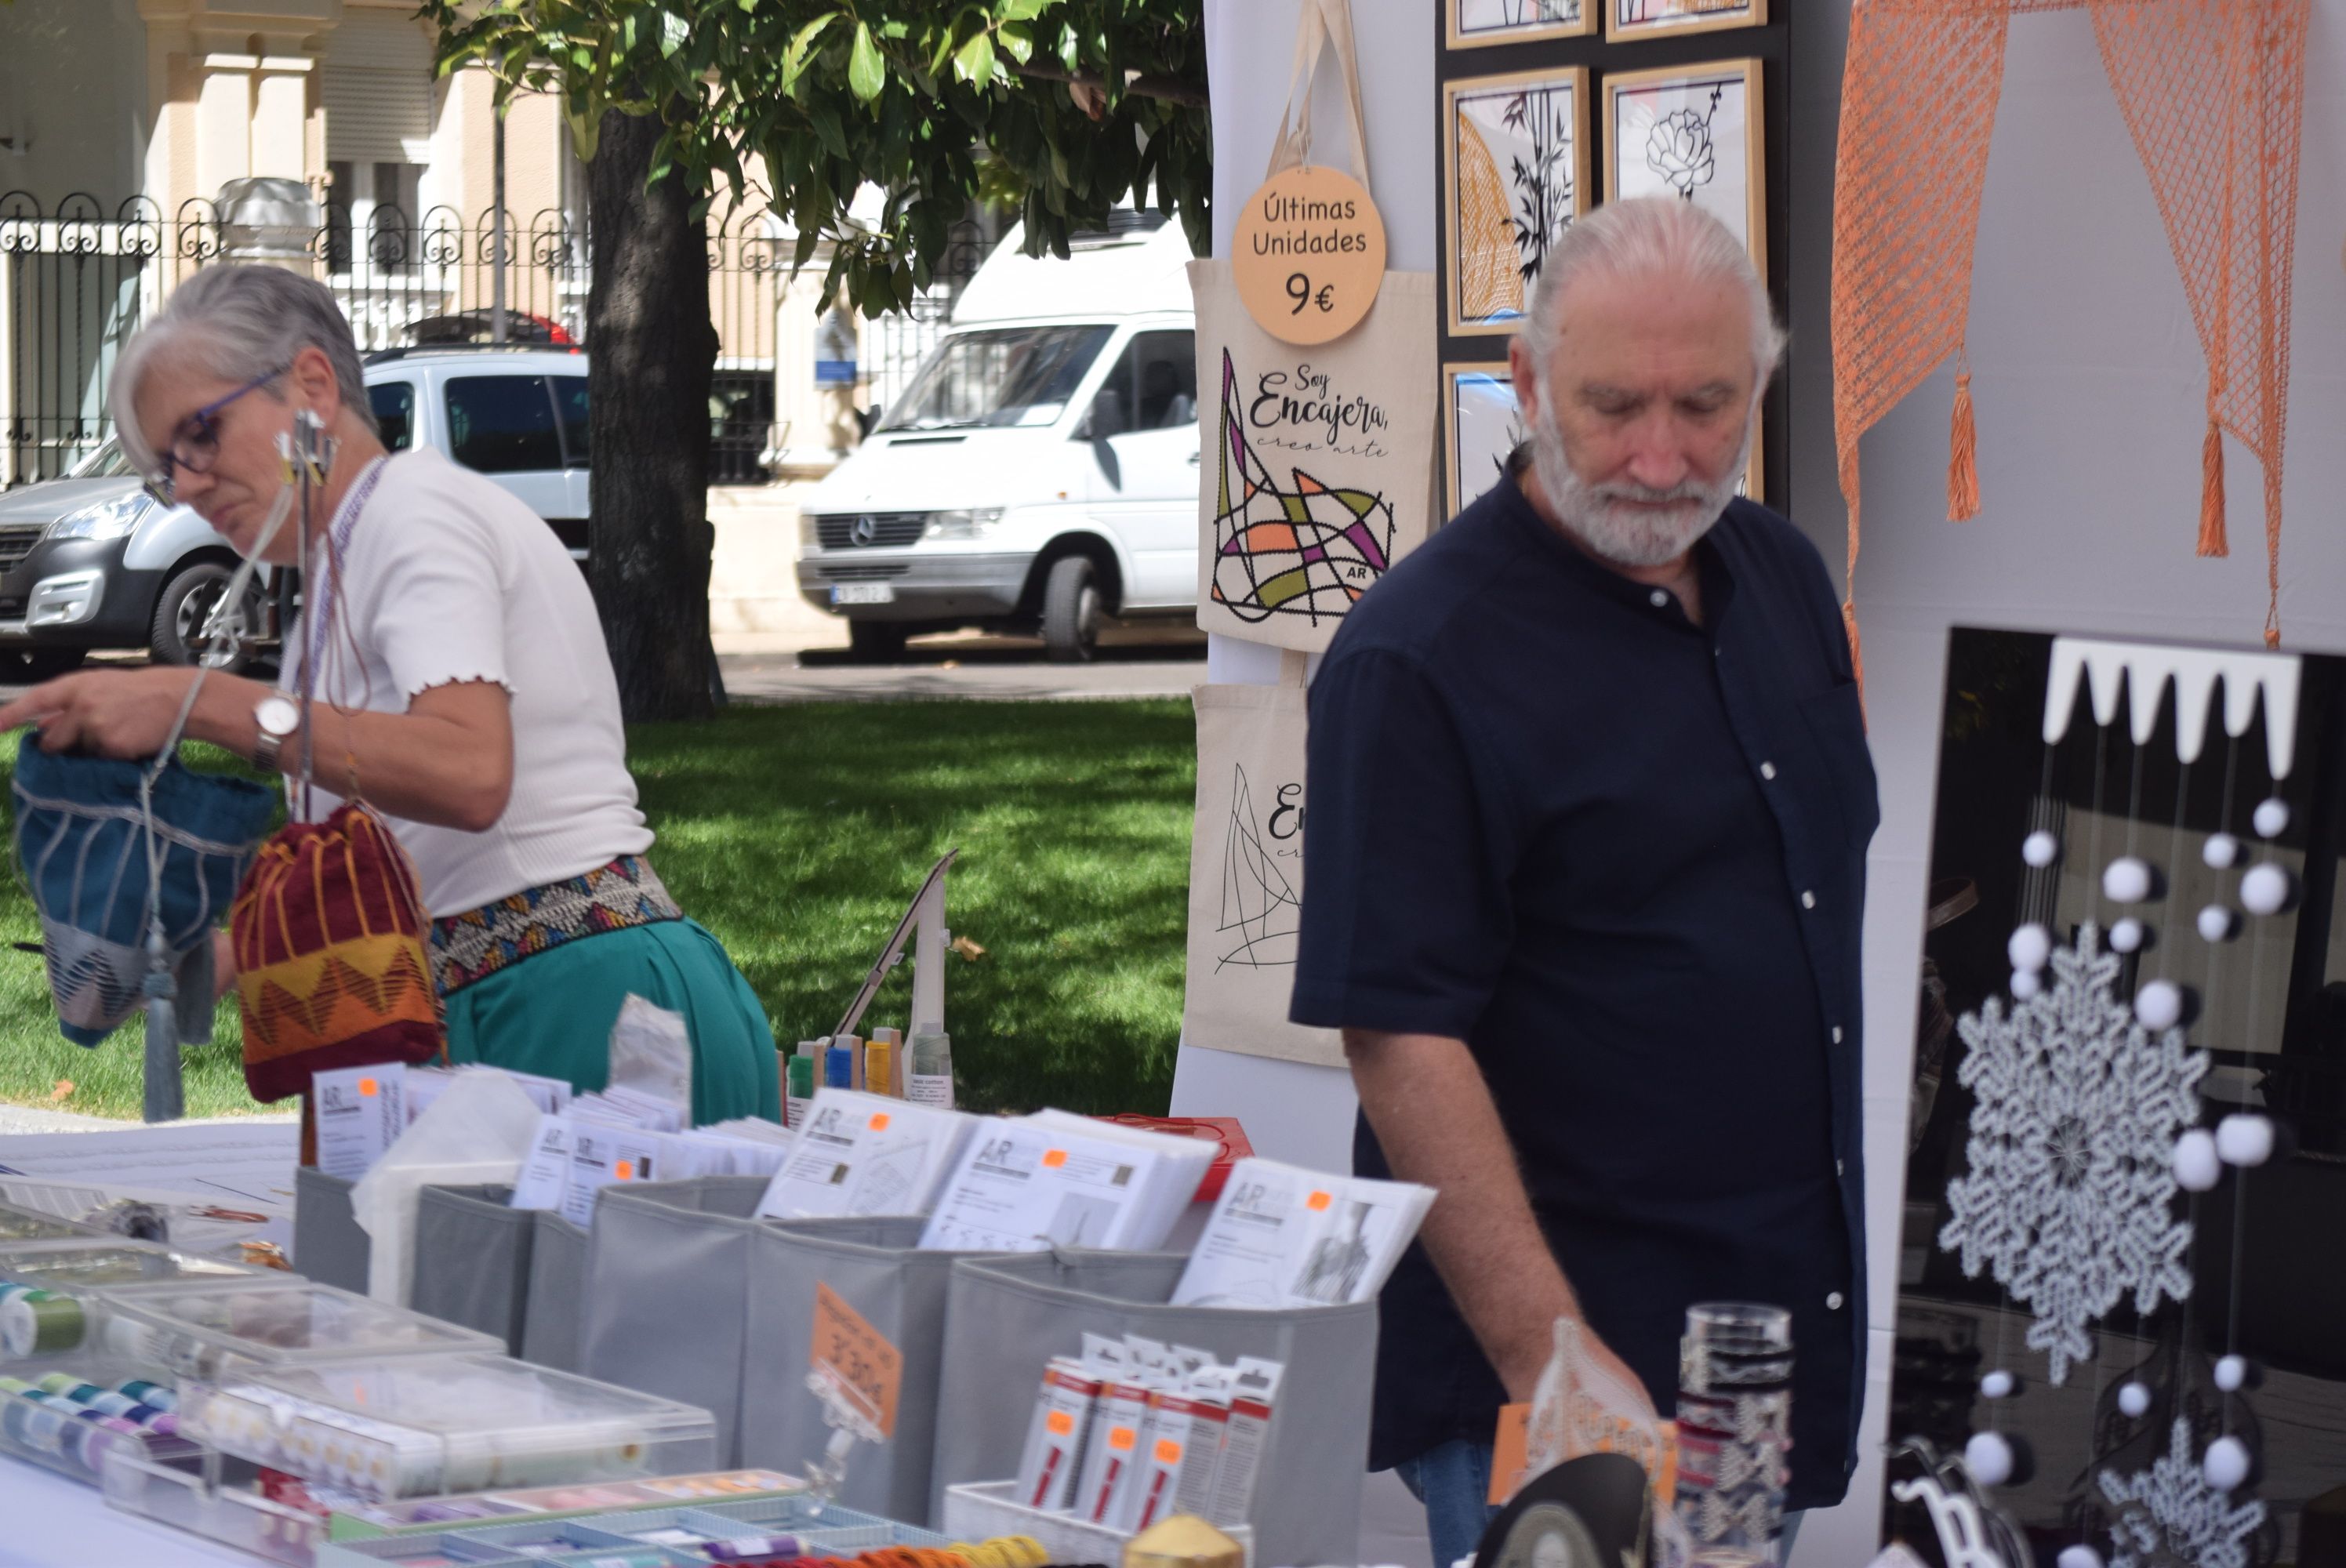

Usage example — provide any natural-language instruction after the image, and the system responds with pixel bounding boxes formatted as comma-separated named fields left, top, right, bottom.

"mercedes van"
left=796, top=216, right=1198, bottom=662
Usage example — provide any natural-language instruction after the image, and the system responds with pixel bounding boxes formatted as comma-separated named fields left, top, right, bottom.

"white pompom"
left=2253, top=798, right=2290, bottom=839
left=2009, top=923, right=2054, bottom=973
left=1965, top=1430, right=2014, bottom=1487
left=2203, top=833, right=2242, bottom=869
left=2204, top=1436, right=2252, bottom=1491
left=2241, top=863, right=2291, bottom=917
left=2174, top=1129, right=2221, bottom=1192
left=2118, top=1381, right=2152, bottom=1417
left=2104, top=856, right=2155, bottom=905
left=1981, top=1370, right=2016, bottom=1399
left=2023, top=830, right=2060, bottom=868
left=2059, top=1547, right=2106, bottom=1568
left=2012, top=969, right=2043, bottom=1000
left=2110, top=918, right=2145, bottom=954
left=2215, top=1356, right=2250, bottom=1392
left=2198, top=905, right=2238, bottom=943
left=2137, top=978, right=2184, bottom=1031
left=2217, top=1112, right=2275, bottom=1167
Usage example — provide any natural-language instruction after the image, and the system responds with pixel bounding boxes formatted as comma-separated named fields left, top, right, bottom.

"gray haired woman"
left=0, top=265, right=780, bottom=1123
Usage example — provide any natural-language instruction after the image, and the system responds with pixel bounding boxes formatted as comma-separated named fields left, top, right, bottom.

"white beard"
left=1528, top=398, right=1752, bottom=568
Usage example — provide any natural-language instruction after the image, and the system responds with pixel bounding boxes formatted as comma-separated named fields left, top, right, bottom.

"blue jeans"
left=1391, top=1439, right=1807, bottom=1568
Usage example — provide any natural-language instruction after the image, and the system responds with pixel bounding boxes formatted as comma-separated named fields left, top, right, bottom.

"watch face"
left=257, top=696, right=300, bottom=736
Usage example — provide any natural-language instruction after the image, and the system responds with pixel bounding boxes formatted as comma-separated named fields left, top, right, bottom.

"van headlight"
left=924, top=507, right=1004, bottom=540
left=46, top=492, right=151, bottom=542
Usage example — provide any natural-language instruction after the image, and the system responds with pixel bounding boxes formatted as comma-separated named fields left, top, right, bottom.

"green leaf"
left=996, top=20, right=1033, bottom=64
left=659, top=9, right=687, bottom=56
left=782, top=13, right=836, bottom=92
left=953, top=29, right=995, bottom=89
left=848, top=21, right=885, bottom=102
left=994, top=0, right=1050, bottom=20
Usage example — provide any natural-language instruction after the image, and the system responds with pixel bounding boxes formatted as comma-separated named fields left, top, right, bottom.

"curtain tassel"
left=1947, top=372, right=1981, bottom=523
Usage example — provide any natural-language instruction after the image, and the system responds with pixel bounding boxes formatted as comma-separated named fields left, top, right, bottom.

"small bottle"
left=826, top=1035, right=858, bottom=1091
left=785, top=1055, right=815, bottom=1131
left=905, top=1022, right=954, bottom=1109
left=864, top=1030, right=895, bottom=1101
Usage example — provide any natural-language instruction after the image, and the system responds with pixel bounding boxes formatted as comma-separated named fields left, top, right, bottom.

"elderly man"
left=1291, top=197, right=1875, bottom=1565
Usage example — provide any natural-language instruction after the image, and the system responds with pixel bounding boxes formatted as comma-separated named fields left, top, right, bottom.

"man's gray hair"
left=109, top=265, right=376, bottom=474
left=1520, top=197, right=1786, bottom=385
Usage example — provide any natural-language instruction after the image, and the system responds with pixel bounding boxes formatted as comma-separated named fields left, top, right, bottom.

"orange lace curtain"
left=1832, top=0, right=2312, bottom=666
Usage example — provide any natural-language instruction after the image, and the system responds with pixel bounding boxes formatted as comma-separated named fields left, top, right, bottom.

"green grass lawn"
left=0, top=700, right=1196, bottom=1121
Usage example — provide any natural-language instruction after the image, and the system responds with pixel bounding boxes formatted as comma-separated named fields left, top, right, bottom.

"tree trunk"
left=586, top=107, right=719, bottom=721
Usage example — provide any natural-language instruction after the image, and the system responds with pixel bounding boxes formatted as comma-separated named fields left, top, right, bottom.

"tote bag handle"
left=1266, top=0, right=1371, bottom=186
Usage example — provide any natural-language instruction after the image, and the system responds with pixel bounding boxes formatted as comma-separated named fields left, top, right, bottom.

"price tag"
left=810, top=1282, right=902, bottom=1439
left=1231, top=164, right=1386, bottom=345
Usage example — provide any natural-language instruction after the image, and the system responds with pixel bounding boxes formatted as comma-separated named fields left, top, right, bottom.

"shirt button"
left=1832, top=1025, right=1843, bottom=1044
left=1826, top=1291, right=1845, bottom=1310
left=1760, top=761, right=1777, bottom=780
left=1801, top=890, right=1817, bottom=909
left=1648, top=589, right=1669, bottom=608
left=1836, top=1159, right=1846, bottom=1176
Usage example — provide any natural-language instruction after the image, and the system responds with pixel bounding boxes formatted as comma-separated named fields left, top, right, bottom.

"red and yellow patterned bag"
left=231, top=800, right=444, bottom=1105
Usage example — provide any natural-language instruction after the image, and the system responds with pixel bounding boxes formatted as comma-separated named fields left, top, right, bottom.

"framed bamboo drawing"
left=1443, top=67, right=1591, bottom=338
left=1448, top=0, right=1597, bottom=49
left=1601, top=60, right=1766, bottom=280
left=1604, top=0, right=1766, bottom=42
left=1443, top=361, right=1523, bottom=519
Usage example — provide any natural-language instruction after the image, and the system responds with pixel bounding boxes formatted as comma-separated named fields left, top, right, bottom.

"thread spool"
left=116, top=1379, right=175, bottom=1411
left=0, top=1290, right=87, bottom=1357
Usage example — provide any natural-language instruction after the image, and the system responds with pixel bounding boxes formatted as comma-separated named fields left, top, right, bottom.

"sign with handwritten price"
left=1233, top=165, right=1386, bottom=345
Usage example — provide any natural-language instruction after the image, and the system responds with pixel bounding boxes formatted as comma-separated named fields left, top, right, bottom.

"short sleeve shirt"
left=1290, top=464, right=1877, bottom=1508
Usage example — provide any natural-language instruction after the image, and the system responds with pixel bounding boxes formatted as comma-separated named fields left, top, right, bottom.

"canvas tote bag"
left=1191, top=0, right=1436, bottom=653
left=1182, top=661, right=1341, bottom=1067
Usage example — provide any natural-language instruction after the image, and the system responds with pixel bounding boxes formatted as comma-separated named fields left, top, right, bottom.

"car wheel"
left=848, top=619, right=907, bottom=664
left=1040, top=555, right=1101, bottom=664
left=1, top=647, right=88, bottom=682
left=152, top=561, right=260, bottom=673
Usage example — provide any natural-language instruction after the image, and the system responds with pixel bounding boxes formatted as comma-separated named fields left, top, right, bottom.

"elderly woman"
left=0, top=265, right=779, bottom=1124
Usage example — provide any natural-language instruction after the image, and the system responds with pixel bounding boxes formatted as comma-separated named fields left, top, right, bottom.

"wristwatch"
left=252, top=694, right=301, bottom=772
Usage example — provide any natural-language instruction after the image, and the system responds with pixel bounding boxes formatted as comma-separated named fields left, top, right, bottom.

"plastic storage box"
left=0, top=1351, right=197, bottom=1487
left=98, top=1278, right=501, bottom=1385
left=103, top=1444, right=331, bottom=1566
left=180, top=1352, right=721, bottom=1500
left=0, top=1240, right=268, bottom=1365
left=0, top=1201, right=92, bottom=1243
left=316, top=1495, right=944, bottom=1568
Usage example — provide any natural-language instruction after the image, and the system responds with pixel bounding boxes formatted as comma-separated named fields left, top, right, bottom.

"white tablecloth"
left=0, top=1460, right=263, bottom=1568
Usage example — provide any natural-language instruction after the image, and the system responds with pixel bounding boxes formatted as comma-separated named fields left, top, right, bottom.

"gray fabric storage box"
left=931, top=1250, right=1378, bottom=1568
left=292, top=1166, right=369, bottom=1292
left=409, top=1184, right=535, bottom=1353
left=576, top=1175, right=772, bottom=1460
left=737, top=1217, right=1013, bottom=1526
left=521, top=1210, right=590, bottom=1371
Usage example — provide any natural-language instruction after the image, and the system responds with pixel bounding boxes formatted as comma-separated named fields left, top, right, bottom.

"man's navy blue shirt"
left=1290, top=462, right=1876, bottom=1509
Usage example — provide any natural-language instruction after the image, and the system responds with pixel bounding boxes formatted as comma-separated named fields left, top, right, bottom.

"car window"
left=445, top=376, right=561, bottom=473
left=552, top=377, right=589, bottom=469
left=876, top=325, right=1113, bottom=433
left=370, top=381, right=417, bottom=452
left=1084, top=330, right=1197, bottom=440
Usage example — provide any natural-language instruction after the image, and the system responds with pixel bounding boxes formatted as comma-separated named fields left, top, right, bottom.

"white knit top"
left=278, top=445, right=654, bottom=917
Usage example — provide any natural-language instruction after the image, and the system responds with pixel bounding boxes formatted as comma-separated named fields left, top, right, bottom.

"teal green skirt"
left=442, top=919, right=781, bottom=1126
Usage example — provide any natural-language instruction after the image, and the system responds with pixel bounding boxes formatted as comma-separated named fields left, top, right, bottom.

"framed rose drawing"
left=1604, top=0, right=1766, bottom=42
left=1444, top=67, right=1591, bottom=338
left=1449, top=0, right=1596, bottom=49
left=1444, top=362, right=1523, bottom=518
left=1602, top=60, right=1765, bottom=277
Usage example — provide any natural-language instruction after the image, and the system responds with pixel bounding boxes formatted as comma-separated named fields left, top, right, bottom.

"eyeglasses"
left=142, top=365, right=289, bottom=506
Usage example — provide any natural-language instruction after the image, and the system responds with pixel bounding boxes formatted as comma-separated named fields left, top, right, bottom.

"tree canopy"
left=422, top=0, right=1213, bottom=314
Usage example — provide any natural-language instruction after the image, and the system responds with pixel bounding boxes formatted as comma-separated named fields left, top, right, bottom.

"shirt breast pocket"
left=1797, top=684, right=1881, bottom=850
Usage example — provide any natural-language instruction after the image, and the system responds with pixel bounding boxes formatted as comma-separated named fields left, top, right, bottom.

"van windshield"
left=877, top=325, right=1113, bottom=433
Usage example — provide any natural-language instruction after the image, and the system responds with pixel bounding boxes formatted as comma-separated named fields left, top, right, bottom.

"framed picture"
left=1604, top=0, right=1766, bottom=42
left=1443, top=67, right=1591, bottom=338
left=1602, top=60, right=1766, bottom=278
left=1444, top=361, right=1523, bottom=517
left=1448, top=0, right=1597, bottom=49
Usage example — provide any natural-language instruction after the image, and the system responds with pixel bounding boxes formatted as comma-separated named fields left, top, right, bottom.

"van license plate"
left=832, top=583, right=896, bottom=606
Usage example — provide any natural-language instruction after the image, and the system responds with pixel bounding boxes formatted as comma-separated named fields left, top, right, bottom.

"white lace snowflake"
left=2101, top=1417, right=2266, bottom=1568
left=1940, top=923, right=2206, bottom=1384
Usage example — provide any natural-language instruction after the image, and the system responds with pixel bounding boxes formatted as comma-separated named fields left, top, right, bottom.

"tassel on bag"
left=2198, top=414, right=2228, bottom=557
left=1947, top=370, right=1981, bottom=522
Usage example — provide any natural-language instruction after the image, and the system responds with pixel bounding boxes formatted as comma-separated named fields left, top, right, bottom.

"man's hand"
left=1347, top=1028, right=1658, bottom=1415
left=0, top=666, right=204, bottom=759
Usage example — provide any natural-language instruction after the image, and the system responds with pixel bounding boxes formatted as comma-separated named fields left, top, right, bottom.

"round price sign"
left=1231, top=164, right=1385, bottom=346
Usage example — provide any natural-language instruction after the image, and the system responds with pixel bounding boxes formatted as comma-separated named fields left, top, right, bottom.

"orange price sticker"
left=810, top=1281, right=902, bottom=1439
left=1047, top=1409, right=1076, bottom=1436
left=1107, top=1425, right=1137, bottom=1452
left=615, top=1160, right=634, bottom=1181
left=358, top=1078, right=378, bottom=1098
left=1154, top=1439, right=1184, bottom=1464
left=1306, top=1190, right=1334, bottom=1211
left=1041, top=1149, right=1069, bottom=1169
left=870, top=1113, right=892, bottom=1131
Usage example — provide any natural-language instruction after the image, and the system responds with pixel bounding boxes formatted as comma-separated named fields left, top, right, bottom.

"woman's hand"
left=0, top=666, right=204, bottom=759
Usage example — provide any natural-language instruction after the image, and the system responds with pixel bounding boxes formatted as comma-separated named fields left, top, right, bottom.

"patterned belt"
left=428, top=854, right=683, bottom=998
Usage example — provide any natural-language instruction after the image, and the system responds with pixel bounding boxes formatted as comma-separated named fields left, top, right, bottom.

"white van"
left=796, top=217, right=1198, bottom=662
